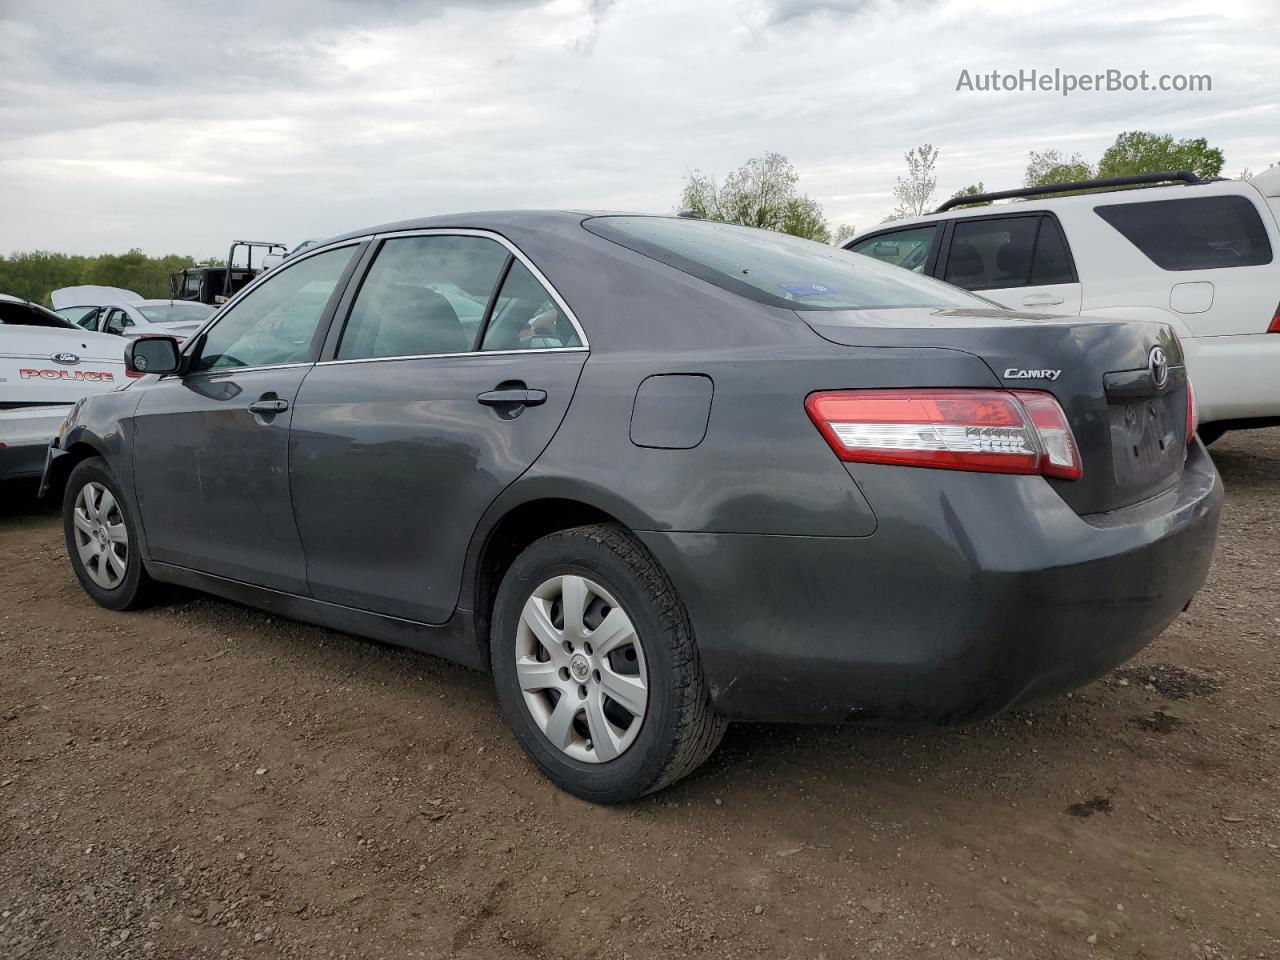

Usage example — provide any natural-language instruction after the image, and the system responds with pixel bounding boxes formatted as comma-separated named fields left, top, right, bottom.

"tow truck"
left=170, top=240, right=286, bottom=305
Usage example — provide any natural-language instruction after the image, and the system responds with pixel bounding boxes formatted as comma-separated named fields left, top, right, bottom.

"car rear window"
left=583, top=216, right=990, bottom=311
left=1094, top=195, right=1273, bottom=270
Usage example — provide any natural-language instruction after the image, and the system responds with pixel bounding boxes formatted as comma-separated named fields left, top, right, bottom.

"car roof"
left=322, top=210, right=627, bottom=246
left=849, top=178, right=1266, bottom=242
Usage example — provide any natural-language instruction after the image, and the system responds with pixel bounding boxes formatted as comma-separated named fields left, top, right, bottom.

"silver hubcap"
left=73, top=481, right=128, bottom=589
left=516, top=574, right=649, bottom=763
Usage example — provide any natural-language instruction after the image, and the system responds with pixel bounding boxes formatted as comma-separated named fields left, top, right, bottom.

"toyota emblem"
left=1148, top=346, right=1168, bottom=389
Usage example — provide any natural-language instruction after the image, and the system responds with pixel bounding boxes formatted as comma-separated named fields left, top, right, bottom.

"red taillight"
left=1268, top=302, right=1280, bottom=333
left=1186, top=379, right=1198, bottom=444
left=805, top=388, right=1083, bottom=480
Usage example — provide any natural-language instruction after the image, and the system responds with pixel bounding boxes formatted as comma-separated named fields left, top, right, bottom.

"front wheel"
left=62, top=458, right=155, bottom=610
left=490, top=524, right=726, bottom=803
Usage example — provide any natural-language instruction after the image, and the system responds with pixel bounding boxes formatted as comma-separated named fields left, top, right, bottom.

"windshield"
left=583, top=216, right=991, bottom=312
left=137, top=302, right=215, bottom=325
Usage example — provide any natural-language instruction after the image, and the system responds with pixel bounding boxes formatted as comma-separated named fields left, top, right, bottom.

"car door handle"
left=1022, top=294, right=1065, bottom=306
left=247, top=398, right=289, bottom=415
left=477, top=388, right=547, bottom=407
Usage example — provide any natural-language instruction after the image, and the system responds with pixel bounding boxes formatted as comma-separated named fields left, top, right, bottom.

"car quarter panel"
left=637, top=441, right=1222, bottom=723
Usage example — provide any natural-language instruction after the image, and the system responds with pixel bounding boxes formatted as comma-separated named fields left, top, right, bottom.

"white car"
left=846, top=168, right=1280, bottom=444
left=1, top=294, right=133, bottom=483
left=53, top=294, right=215, bottom=342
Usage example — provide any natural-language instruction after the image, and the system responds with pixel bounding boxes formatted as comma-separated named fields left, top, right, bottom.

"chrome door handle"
left=1022, top=294, right=1064, bottom=306
left=247, top=399, right=289, bottom=415
left=477, top=388, right=547, bottom=407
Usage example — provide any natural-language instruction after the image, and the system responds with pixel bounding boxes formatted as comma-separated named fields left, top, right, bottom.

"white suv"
left=846, top=169, right=1280, bottom=444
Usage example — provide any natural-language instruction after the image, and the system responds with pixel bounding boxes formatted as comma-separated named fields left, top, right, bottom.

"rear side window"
left=848, top=225, right=938, bottom=273
left=1095, top=196, right=1273, bottom=270
left=584, top=216, right=987, bottom=312
left=337, top=235, right=508, bottom=360
left=944, top=217, right=1040, bottom=290
left=479, top=261, right=582, bottom=351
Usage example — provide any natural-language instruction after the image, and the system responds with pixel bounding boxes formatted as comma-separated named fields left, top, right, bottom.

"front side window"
left=480, top=261, right=582, bottom=351
left=849, top=225, right=938, bottom=274
left=1095, top=195, right=1273, bottom=270
left=193, top=245, right=356, bottom=372
left=104, top=308, right=133, bottom=336
left=337, top=235, right=508, bottom=360
left=584, top=216, right=987, bottom=311
left=944, top=217, right=1040, bottom=290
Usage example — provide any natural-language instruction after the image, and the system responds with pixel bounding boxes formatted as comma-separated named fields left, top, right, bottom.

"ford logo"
left=51, top=352, right=80, bottom=365
left=1148, top=346, right=1169, bottom=389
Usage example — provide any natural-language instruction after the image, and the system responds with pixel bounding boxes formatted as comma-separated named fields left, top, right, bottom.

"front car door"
left=289, top=231, right=589, bottom=624
left=937, top=213, right=1083, bottom=314
left=131, top=243, right=363, bottom=593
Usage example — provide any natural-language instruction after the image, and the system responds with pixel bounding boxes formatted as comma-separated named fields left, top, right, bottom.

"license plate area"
left=1109, top=395, right=1182, bottom=489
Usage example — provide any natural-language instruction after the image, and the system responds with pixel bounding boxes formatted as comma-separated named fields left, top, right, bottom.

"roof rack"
left=935, top=171, right=1204, bottom=213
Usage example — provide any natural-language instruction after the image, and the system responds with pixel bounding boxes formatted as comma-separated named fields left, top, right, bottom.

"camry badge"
left=1003, top=367, right=1062, bottom=381
left=51, top=352, right=80, bottom=365
left=1148, top=346, right=1169, bottom=388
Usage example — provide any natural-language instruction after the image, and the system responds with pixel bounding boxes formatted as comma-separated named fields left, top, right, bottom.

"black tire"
left=490, top=524, right=727, bottom=803
left=62, top=457, right=156, bottom=611
left=1197, top=423, right=1226, bottom=446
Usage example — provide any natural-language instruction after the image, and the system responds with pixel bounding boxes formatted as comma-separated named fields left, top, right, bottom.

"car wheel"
left=1197, top=424, right=1225, bottom=446
left=63, top=458, right=155, bottom=611
left=490, top=524, right=727, bottom=802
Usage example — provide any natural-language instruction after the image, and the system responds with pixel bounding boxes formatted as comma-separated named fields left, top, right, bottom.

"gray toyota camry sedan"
left=42, top=212, right=1222, bottom=802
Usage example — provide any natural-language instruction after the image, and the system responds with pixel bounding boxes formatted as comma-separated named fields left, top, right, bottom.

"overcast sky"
left=1, top=0, right=1274, bottom=258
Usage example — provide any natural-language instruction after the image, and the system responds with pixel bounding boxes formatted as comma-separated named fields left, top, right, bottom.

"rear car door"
left=939, top=214, right=1082, bottom=314
left=289, top=231, right=589, bottom=624
left=131, top=243, right=362, bottom=593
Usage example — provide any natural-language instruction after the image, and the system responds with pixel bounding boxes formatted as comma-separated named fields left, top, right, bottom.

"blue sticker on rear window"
left=778, top=282, right=834, bottom=298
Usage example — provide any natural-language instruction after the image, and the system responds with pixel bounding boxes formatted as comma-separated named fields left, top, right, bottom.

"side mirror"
left=125, top=336, right=183, bottom=376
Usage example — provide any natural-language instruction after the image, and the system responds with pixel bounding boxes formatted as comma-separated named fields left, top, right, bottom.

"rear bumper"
left=1182, top=333, right=1280, bottom=423
left=0, top=405, right=70, bottom=482
left=638, top=442, right=1223, bottom=724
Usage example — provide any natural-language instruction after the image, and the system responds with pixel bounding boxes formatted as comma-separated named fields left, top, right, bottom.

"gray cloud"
left=0, top=0, right=1272, bottom=256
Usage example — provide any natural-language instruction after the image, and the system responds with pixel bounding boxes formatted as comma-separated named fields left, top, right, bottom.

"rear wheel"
left=490, top=524, right=726, bottom=802
left=63, top=458, right=155, bottom=610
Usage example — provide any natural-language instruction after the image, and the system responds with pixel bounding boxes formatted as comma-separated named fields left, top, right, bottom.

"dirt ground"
left=1, top=431, right=1277, bottom=960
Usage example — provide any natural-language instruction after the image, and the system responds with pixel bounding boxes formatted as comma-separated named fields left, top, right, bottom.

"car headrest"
left=372, top=286, right=469, bottom=357
left=947, top=242, right=984, bottom=278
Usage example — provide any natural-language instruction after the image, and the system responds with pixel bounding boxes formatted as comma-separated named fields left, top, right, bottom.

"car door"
left=289, top=231, right=589, bottom=624
left=937, top=214, right=1082, bottom=314
left=131, top=243, right=363, bottom=593
left=102, top=307, right=133, bottom=337
left=847, top=224, right=942, bottom=275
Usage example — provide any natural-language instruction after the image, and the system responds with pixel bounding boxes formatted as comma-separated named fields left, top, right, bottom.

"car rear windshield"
left=582, top=216, right=991, bottom=311
left=137, top=302, right=215, bottom=324
left=1094, top=195, right=1273, bottom=270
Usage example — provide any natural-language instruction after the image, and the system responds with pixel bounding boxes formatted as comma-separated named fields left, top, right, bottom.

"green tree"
left=1097, top=131, right=1224, bottom=181
left=948, top=182, right=991, bottom=208
left=0, top=249, right=198, bottom=306
left=1024, top=150, right=1094, bottom=187
left=831, top=223, right=857, bottom=246
left=679, top=152, right=832, bottom=242
left=889, top=143, right=939, bottom=220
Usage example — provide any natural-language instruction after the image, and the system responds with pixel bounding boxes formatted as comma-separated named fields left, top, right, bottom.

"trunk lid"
left=798, top=307, right=1188, bottom=515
